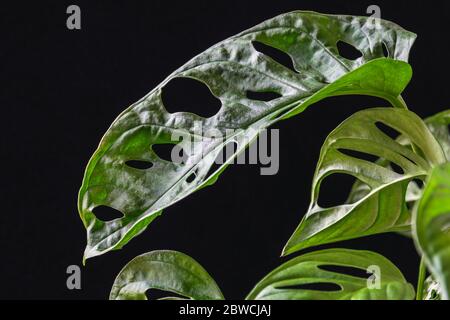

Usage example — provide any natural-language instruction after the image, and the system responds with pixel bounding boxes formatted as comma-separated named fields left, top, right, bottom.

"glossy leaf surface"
left=79, top=11, right=416, bottom=260
left=246, top=248, right=414, bottom=300
left=109, top=250, right=224, bottom=300
left=414, top=163, right=450, bottom=300
left=345, top=109, right=450, bottom=222
left=284, top=108, right=445, bottom=255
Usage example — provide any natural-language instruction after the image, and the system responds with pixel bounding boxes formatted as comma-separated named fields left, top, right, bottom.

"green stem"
left=416, top=258, right=427, bottom=300
left=388, top=94, right=408, bottom=109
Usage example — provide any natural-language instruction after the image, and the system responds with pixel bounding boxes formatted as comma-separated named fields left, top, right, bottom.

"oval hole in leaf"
left=125, top=160, right=154, bottom=170
left=317, top=173, right=358, bottom=207
left=152, top=143, right=183, bottom=163
left=92, top=205, right=124, bottom=222
left=319, top=265, right=369, bottom=278
left=161, top=77, right=221, bottom=117
left=186, top=170, right=197, bottom=183
left=277, top=282, right=341, bottom=292
left=336, top=40, right=362, bottom=60
left=338, top=148, right=379, bottom=163
left=390, top=162, right=405, bottom=175
left=375, top=121, right=401, bottom=140
left=429, top=289, right=440, bottom=300
left=145, top=288, right=186, bottom=300
left=246, top=90, right=282, bottom=102
left=252, top=41, right=297, bottom=72
left=412, top=178, right=424, bottom=189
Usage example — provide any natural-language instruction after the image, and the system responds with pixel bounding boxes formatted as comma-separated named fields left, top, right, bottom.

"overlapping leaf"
left=394, top=110, right=450, bottom=212
left=345, top=109, right=450, bottom=221
left=78, top=11, right=416, bottom=260
left=413, top=163, right=450, bottom=300
left=109, top=250, right=224, bottom=300
left=246, top=248, right=414, bottom=300
left=283, top=108, right=446, bottom=255
left=424, top=110, right=450, bottom=160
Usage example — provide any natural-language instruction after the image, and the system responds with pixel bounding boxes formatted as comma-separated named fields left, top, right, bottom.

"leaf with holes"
left=345, top=110, right=450, bottom=221
left=109, top=250, right=224, bottom=300
left=413, top=162, right=450, bottom=300
left=397, top=111, right=450, bottom=212
left=283, top=108, right=446, bottom=256
left=246, top=248, right=415, bottom=300
left=79, top=11, right=416, bottom=260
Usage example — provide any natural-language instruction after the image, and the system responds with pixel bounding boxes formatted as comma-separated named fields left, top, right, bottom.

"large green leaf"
left=283, top=108, right=446, bottom=255
left=413, top=163, right=450, bottom=300
left=109, top=250, right=224, bottom=300
left=79, top=11, right=416, bottom=260
left=246, top=248, right=414, bottom=300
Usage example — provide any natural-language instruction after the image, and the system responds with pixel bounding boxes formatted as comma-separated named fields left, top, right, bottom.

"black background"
left=1, top=0, right=449, bottom=300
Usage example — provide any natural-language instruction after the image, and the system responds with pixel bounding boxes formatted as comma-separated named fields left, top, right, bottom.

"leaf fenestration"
left=246, top=248, right=415, bottom=300
left=345, top=110, right=450, bottom=223
left=283, top=108, right=445, bottom=255
left=78, top=11, right=416, bottom=260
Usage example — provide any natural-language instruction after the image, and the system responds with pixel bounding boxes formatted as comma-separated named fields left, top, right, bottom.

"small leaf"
left=109, top=250, right=224, bottom=300
left=246, top=248, right=415, bottom=300
left=79, top=11, right=416, bottom=260
left=413, top=162, right=450, bottom=300
left=283, top=108, right=445, bottom=255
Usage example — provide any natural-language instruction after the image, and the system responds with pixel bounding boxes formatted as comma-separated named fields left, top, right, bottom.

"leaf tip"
left=83, top=245, right=100, bottom=263
left=280, top=243, right=294, bottom=257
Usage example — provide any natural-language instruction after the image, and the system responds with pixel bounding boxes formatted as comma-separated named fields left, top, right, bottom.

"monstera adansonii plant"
left=78, top=11, right=450, bottom=300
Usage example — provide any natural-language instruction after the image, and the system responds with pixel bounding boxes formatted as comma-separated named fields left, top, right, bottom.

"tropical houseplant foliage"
left=78, top=11, right=450, bottom=300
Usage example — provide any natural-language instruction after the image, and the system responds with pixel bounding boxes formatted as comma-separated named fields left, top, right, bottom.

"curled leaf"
left=109, top=250, right=224, bottom=300
left=346, top=109, right=450, bottom=224
left=246, top=248, right=414, bottom=300
left=284, top=108, right=446, bottom=255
